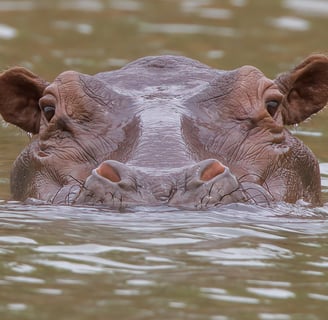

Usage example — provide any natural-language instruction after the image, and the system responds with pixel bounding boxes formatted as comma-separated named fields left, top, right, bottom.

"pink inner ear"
left=200, top=161, right=225, bottom=181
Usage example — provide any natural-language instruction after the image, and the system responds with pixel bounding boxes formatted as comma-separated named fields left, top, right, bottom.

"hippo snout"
left=73, top=159, right=251, bottom=209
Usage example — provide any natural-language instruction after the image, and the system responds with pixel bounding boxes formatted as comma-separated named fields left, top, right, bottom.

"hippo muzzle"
left=73, top=159, right=273, bottom=209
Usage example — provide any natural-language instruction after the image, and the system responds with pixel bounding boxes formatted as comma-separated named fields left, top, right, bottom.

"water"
left=1, top=203, right=328, bottom=319
left=0, top=0, right=328, bottom=319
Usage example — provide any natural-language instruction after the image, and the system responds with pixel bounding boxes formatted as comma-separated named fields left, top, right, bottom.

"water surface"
left=1, top=203, right=328, bottom=319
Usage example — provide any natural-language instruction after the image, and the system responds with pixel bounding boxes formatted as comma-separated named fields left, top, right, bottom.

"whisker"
left=65, top=184, right=81, bottom=205
left=50, top=187, right=63, bottom=205
left=217, top=185, right=241, bottom=205
left=238, top=172, right=263, bottom=183
left=68, top=175, right=84, bottom=186
left=240, top=184, right=272, bottom=206
left=237, top=173, right=275, bottom=203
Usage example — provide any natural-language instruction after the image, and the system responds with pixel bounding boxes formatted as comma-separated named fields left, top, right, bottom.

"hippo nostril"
left=96, top=162, right=121, bottom=182
left=200, top=161, right=225, bottom=181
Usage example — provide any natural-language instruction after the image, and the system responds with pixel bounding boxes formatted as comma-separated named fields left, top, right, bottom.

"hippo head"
left=0, top=55, right=327, bottom=209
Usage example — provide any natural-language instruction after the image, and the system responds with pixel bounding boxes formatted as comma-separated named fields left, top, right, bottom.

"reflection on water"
left=0, top=24, right=16, bottom=39
left=140, top=22, right=238, bottom=37
left=284, top=0, right=328, bottom=16
left=269, top=16, right=310, bottom=31
left=0, top=0, right=327, bottom=319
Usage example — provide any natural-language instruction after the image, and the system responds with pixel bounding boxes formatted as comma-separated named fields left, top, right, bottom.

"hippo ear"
left=0, top=67, right=48, bottom=134
left=275, top=54, right=328, bottom=125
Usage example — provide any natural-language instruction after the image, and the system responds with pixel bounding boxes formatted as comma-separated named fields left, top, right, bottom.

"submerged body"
left=0, top=55, right=327, bottom=208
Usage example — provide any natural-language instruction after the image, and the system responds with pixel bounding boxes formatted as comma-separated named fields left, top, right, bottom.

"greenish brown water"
left=0, top=1, right=328, bottom=319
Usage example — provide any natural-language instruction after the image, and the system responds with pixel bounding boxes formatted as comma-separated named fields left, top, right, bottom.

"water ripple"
left=0, top=24, right=17, bottom=39
left=284, top=0, right=328, bottom=16
left=130, top=237, right=202, bottom=245
left=5, top=276, right=44, bottom=284
left=269, top=16, right=310, bottom=31
left=259, top=314, right=291, bottom=320
left=139, top=22, right=238, bottom=37
left=34, top=259, right=106, bottom=274
left=0, top=236, right=37, bottom=244
left=0, top=1, right=33, bottom=11
left=34, top=244, right=146, bottom=254
left=57, top=253, right=176, bottom=272
left=109, top=0, right=141, bottom=11
left=59, top=0, right=103, bottom=11
left=190, top=226, right=285, bottom=240
left=199, top=8, right=232, bottom=19
left=188, top=243, right=293, bottom=267
left=202, top=291, right=259, bottom=304
left=308, top=293, right=328, bottom=301
left=247, top=287, right=295, bottom=299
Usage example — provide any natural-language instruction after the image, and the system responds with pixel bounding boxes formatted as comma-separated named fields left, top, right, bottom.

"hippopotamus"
left=0, top=54, right=327, bottom=209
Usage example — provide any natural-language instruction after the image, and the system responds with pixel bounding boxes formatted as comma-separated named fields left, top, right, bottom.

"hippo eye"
left=266, top=100, right=280, bottom=118
left=42, top=105, right=56, bottom=122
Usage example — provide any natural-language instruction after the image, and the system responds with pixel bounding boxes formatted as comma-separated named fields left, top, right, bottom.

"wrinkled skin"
left=0, top=55, right=327, bottom=209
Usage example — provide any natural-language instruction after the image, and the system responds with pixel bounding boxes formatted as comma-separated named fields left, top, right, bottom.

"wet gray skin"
left=0, top=55, right=327, bottom=209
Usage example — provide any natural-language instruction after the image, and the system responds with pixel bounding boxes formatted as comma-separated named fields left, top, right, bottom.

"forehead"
left=51, top=56, right=267, bottom=110
left=94, top=56, right=238, bottom=97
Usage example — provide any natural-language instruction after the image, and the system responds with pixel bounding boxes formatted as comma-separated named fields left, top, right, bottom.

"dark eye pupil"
left=266, top=100, right=279, bottom=117
left=43, top=105, right=55, bottom=122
